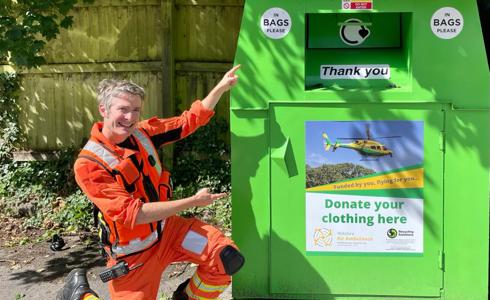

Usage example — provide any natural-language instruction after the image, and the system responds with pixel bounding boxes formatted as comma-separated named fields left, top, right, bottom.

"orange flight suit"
left=74, top=100, right=236, bottom=300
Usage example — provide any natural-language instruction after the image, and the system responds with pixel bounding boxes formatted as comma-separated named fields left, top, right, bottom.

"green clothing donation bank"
left=231, top=1, right=489, bottom=300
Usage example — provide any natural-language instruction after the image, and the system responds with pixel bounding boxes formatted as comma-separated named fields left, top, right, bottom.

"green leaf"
left=60, top=16, right=74, bottom=28
left=58, top=0, right=78, bottom=15
left=0, top=0, right=80, bottom=68
left=5, top=26, right=24, bottom=41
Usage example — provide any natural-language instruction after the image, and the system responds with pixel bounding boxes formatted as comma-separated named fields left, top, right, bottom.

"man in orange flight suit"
left=63, top=65, right=244, bottom=300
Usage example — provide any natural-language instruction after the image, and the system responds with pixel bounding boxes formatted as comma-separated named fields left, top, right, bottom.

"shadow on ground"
left=6, top=237, right=105, bottom=284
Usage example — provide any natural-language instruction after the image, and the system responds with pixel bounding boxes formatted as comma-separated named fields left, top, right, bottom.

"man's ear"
left=99, top=104, right=107, bottom=118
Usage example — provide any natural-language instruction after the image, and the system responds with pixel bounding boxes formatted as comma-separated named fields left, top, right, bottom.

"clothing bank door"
left=269, top=103, right=444, bottom=297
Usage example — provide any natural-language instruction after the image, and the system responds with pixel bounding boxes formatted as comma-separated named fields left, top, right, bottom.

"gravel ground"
left=0, top=235, right=231, bottom=300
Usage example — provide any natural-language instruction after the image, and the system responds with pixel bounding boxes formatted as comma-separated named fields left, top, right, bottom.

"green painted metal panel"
left=269, top=103, right=444, bottom=296
left=231, top=109, right=271, bottom=298
left=233, top=1, right=489, bottom=107
left=443, top=110, right=489, bottom=300
left=232, top=0, right=489, bottom=299
left=308, top=13, right=401, bottom=49
left=232, top=0, right=306, bottom=109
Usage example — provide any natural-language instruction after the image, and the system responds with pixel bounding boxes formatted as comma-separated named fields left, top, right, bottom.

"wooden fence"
left=3, top=0, right=243, bottom=153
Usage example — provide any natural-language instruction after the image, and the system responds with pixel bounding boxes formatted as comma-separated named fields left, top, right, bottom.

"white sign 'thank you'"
left=321, top=65, right=390, bottom=80
left=431, top=7, right=464, bottom=39
left=260, top=7, right=292, bottom=39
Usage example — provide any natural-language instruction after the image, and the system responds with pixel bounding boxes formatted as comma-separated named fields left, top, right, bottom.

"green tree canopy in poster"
left=306, top=163, right=375, bottom=188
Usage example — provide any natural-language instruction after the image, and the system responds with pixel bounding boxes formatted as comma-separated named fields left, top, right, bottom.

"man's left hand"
left=216, top=65, right=240, bottom=93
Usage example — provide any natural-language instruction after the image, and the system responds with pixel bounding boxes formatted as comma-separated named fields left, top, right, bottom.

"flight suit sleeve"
left=140, top=100, right=215, bottom=149
left=74, top=158, right=142, bottom=229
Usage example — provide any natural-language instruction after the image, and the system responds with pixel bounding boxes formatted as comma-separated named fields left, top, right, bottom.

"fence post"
left=161, top=0, right=175, bottom=167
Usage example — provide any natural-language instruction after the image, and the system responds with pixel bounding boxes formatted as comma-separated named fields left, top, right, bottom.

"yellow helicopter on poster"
left=322, top=124, right=399, bottom=158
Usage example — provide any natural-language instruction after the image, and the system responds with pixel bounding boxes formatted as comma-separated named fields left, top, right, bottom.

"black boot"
left=172, top=278, right=190, bottom=300
left=50, top=234, right=66, bottom=251
left=56, top=268, right=99, bottom=300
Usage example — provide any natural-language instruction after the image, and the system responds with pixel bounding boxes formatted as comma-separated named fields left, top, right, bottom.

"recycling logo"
left=339, top=18, right=370, bottom=46
left=387, top=228, right=398, bottom=239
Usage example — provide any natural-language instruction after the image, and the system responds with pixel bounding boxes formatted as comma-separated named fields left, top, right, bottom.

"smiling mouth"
left=118, top=122, right=134, bottom=129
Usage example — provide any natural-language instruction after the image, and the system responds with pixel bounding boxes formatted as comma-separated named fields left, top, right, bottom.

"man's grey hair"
left=96, top=79, right=145, bottom=110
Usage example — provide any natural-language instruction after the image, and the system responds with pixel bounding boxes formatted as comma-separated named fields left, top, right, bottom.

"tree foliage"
left=173, top=118, right=230, bottom=193
left=0, top=72, right=21, bottom=161
left=306, top=163, right=375, bottom=188
left=0, top=0, right=92, bottom=68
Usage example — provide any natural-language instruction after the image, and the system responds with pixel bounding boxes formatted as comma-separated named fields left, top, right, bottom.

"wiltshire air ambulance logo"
left=387, top=228, right=398, bottom=239
left=340, top=18, right=370, bottom=46
left=314, top=228, right=333, bottom=247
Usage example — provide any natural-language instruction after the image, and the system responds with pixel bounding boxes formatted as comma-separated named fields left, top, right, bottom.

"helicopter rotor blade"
left=366, top=124, right=371, bottom=140
left=336, top=135, right=402, bottom=140
left=371, top=136, right=402, bottom=139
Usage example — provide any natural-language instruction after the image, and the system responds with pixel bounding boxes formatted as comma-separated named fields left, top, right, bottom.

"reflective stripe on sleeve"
left=111, top=224, right=163, bottom=256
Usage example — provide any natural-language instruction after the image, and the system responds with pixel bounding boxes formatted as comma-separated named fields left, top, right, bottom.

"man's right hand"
left=136, top=188, right=228, bottom=225
left=192, top=188, right=228, bottom=207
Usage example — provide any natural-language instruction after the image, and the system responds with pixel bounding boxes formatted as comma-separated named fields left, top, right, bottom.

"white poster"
left=305, top=120, right=424, bottom=254
left=306, top=193, right=423, bottom=253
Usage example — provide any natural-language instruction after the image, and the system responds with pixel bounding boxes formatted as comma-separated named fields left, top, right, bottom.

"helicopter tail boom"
left=322, top=132, right=332, bottom=151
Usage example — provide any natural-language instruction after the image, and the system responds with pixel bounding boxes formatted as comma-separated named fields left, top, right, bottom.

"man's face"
left=99, top=92, right=142, bottom=143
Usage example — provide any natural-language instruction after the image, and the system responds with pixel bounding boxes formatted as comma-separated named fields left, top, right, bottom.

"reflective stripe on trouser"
left=185, top=271, right=229, bottom=300
left=107, top=216, right=236, bottom=300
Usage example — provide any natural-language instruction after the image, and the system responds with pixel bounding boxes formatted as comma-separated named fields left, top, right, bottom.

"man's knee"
left=220, top=245, right=245, bottom=275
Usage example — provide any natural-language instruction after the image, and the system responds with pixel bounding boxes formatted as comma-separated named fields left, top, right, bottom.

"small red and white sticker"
left=342, top=0, right=373, bottom=10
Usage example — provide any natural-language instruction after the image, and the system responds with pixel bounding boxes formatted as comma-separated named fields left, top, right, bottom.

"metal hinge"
left=438, top=250, right=445, bottom=271
left=439, top=131, right=445, bottom=152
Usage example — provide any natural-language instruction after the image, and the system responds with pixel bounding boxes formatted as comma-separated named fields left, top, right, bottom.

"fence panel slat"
left=9, top=0, right=244, bottom=152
